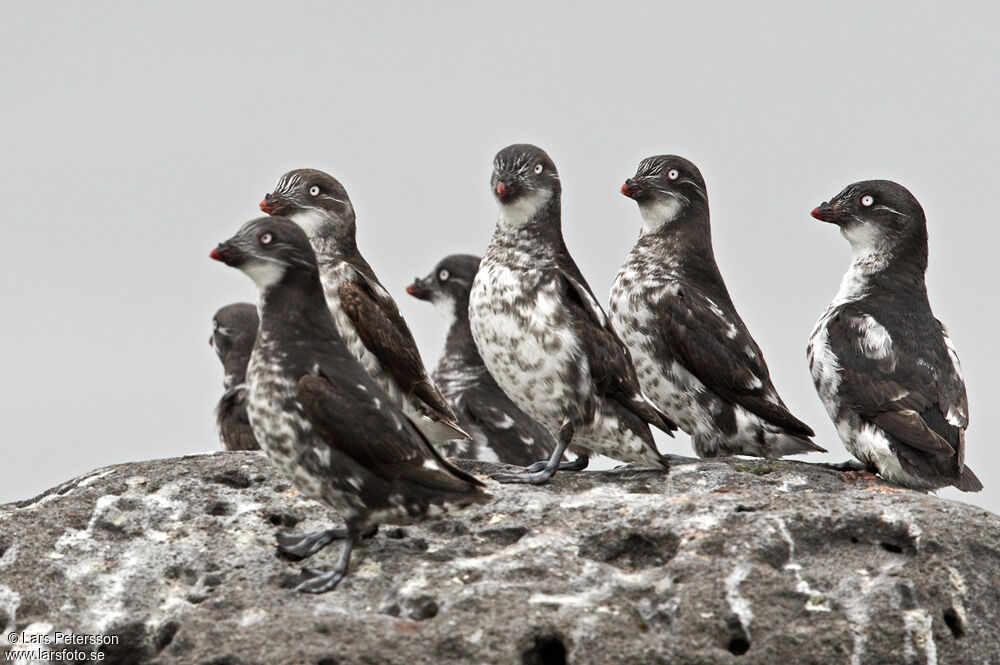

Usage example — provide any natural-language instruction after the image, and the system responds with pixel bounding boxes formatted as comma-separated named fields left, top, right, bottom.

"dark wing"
left=216, top=386, right=260, bottom=451
left=338, top=267, right=462, bottom=430
left=825, top=306, right=965, bottom=458
left=657, top=285, right=814, bottom=437
left=459, top=386, right=557, bottom=463
left=554, top=261, right=677, bottom=435
left=297, top=371, right=485, bottom=492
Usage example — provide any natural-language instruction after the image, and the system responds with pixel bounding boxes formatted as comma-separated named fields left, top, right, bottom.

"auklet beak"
left=495, top=181, right=509, bottom=199
left=811, top=202, right=837, bottom=223
left=406, top=280, right=430, bottom=300
left=621, top=180, right=636, bottom=198
left=260, top=193, right=280, bottom=214
left=210, top=243, right=244, bottom=267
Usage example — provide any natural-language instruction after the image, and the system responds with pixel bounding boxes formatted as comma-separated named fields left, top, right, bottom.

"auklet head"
left=210, top=303, right=258, bottom=387
left=490, top=144, right=560, bottom=226
left=811, top=180, right=928, bottom=265
left=210, top=216, right=319, bottom=290
left=621, top=155, right=707, bottom=233
left=260, top=168, right=356, bottom=238
left=406, top=254, right=481, bottom=326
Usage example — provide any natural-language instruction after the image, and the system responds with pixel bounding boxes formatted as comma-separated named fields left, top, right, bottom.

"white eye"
left=309, top=185, right=320, bottom=196
left=534, top=164, right=543, bottom=174
left=667, top=169, right=679, bottom=180
left=861, top=195, right=874, bottom=207
left=260, top=232, right=273, bottom=245
left=438, top=269, right=450, bottom=282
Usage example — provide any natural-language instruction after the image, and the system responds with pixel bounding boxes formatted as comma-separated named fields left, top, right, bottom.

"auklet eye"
left=533, top=164, right=543, bottom=174
left=259, top=232, right=273, bottom=245
left=438, top=269, right=450, bottom=282
left=667, top=168, right=679, bottom=181
left=309, top=185, right=320, bottom=196
left=861, top=194, right=874, bottom=207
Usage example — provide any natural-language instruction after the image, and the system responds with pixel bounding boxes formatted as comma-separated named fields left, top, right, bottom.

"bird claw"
left=276, top=528, right=347, bottom=559
left=517, top=455, right=588, bottom=474
left=492, top=470, right=555, bottom=485
left=294, top=568, right=346, bottom=594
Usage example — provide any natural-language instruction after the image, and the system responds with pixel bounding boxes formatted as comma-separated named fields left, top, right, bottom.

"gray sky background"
left=2, top=2, right=997, bottom=514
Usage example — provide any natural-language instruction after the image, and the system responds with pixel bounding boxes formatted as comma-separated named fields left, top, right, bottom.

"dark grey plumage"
left=808, top=180, right=981, bottom=492
left=612, top=155, right=822, bottom=458
left=210, top=218, right=489, bottom=592
left=210, top=303, right=260, bottom=451
left=406, top=254, right=557, bottom=465
left=260, top=169, right=467, bottom=445
left=468, top=144, right=676, bottom=484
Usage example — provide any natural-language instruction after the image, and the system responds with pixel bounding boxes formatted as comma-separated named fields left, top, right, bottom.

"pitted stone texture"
left=1, top=452, right=998, bottom=664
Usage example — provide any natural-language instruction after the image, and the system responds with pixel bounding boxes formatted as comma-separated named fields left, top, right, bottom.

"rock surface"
left=1, top=452, right=999, bottom=664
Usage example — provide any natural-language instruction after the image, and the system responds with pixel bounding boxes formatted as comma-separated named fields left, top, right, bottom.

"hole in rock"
left=155, top=621, right=180, bottom=652
left=206, top=501, right=233, bottom=516
left=267, top=512, right=299, bottom=527
left=578, top=530, right=680, bottom=570
left=943, top=607, right=965, bottom=638
left=98, top=622, right=149, bottom=665
left=210, top=470, right=252, bottom=489
left=405, top=596, right=439, bottom=621
left=727, top=635, right=751, bottom=655
left=880, top=542, right=903, bottom=554
left=522, top=635, right=567, bottom=665
left=478, top=526, right=528, bottom=546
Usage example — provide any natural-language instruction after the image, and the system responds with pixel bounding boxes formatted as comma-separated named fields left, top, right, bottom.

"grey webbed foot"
left=519, top=454, right=589, bottom=474
left=820, top=459, right=874, bottom=473
left=277, top=528, right=346, bottom=559
left=293, top=532, right=357, bottom=594
left=559, top=454, right=590, bottom=472
left=277, top=524, right=377, bottom=560
left=493, top=424, right=575, bottom=485
left=493, top=466, right=559, bottom=485
left=296, top=567, right=347, bottom=593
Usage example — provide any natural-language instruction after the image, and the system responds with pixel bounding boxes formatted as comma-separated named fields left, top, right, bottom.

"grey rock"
left=1, top=452, right=998, bottom=664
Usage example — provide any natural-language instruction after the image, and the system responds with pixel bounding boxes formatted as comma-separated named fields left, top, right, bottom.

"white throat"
left=832, top=226, right=890, bottom=306
left=287, top=208, right=332, bottom=238
left=638, top=197, right=685, bottom=234
left=240, top=259, right=287, bottom=290
left=432, top=295, right=457, bottom=329
left=841, top=223, right=890, bottom=270
left=498, top=189, right=552, bottom=228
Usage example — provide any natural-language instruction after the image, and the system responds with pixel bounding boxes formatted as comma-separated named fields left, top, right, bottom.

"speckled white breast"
left=246, top=338, right=358, bottom=516
left=807, top=308, right=842, bottom=426
left=469, top=259, right=585, bottom=431
left=609, top=265, right=712, bottom=437
left=808, top=305, right=925, bottom=487
left=610, top=258, right=796, bottom=458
